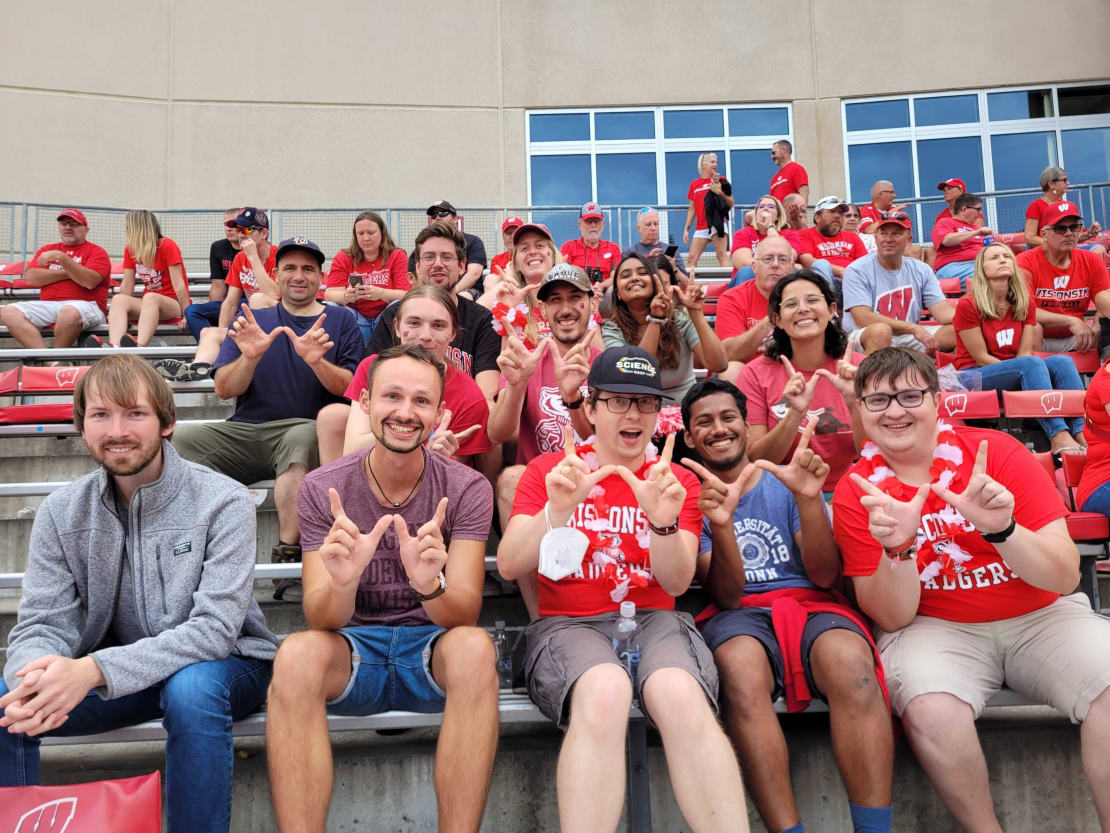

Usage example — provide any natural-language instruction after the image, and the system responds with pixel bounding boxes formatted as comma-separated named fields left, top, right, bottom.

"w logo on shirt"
left=1041, top=392, right=1064, bottom=414
left=1053, top=275, right=1070, bottom=290
left=994, top=328, right=1015, bottom=347
left=876, top=286, right=914, bottom=321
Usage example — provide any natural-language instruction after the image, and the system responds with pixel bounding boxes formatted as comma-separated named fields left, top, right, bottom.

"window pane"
left=663, top=109, right=724, bottom=139
left=597, top=154, right=657, bottom=206
left=845, top=100, right=910, bottom=131
left=915, top=136, right=985, bottom=231
left=914, top=95, right=979, bottom=127
left=727, top=107, right=789, bottom=136
left=729, top=149, right=778, bottom=206
left=1058, top=85, right=1110, bottom=117
left=595, top=111, right=654, bottom=141
left=990, top=132, right=1058, bottom=189
left=847, top=142, right=913, bottom=203
left=530, top=155, right=591, bottom=205
left=987, top=90, right=1053, bottom=121
left=529, top=113, right=589, bottom=142
left=1062, top=127, right=1110, bottom=185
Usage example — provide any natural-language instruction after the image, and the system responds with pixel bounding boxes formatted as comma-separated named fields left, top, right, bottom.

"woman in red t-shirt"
left=315, top=284, right=491, bottom=465
left=737, top=270, right=863, bottom=493
left=682, top=153, right=733, bottom=269
left=324, top=211, right=409, bottom=344
left=108, top=209, right=190, bottom=347
left=954, top=243, right=1085, bottom=450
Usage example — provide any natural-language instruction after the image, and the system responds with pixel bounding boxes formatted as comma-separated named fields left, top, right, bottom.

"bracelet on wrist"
left=980, top=515, right=1017, bottom=544
left=883, top=535, right=919, bottom=562
left=648, top=517, right=680, bottom=536
left=646, top=314, right=668, bottom=325
left=562, top=394, right=584, bottom=410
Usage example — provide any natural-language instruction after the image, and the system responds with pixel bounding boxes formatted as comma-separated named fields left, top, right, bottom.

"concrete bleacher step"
left=26, top=702, right=1101, bottom=832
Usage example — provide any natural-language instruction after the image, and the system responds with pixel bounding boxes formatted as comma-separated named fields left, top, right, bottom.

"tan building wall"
left=2, top=0, right=1107, bottom=208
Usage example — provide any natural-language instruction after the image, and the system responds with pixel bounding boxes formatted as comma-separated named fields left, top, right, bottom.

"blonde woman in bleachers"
left=683, top=152, right=733, bottom=268
left=953, top=242, right=1085, bottom=451
left=107, top=210, right=190, bottom=347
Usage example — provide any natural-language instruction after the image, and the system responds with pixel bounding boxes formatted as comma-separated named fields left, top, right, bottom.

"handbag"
left=0, top=772, right=161, bottom=833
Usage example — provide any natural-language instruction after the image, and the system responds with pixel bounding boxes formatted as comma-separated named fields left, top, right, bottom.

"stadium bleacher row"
left=2, top=196, right=1110, bottom=833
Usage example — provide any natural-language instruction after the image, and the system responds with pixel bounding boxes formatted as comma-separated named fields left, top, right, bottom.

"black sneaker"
left=152, top=359, right=189, bottom=381
left=79, top=333, right=105, bottom=348
left=120, top=333, right=139, bottom=348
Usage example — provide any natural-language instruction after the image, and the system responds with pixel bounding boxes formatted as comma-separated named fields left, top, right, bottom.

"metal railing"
left=2, top=184, right=1105, bottom=276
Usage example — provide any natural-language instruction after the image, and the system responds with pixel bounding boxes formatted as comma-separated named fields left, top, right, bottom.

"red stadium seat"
left=0, top=403, right=74, bottom=424
left=1001, top=389, right=1084, bottom=419
left=0, top=368, right=19, bottom=395
left=1032, top=350, right=1100, bottom=374
left=0, top=261, right=26, bottom=275
left=935, top=351, right=955, bottom=368
left=702, top=280, right=728, bottom=319
left=938, top=390, right=1000, bottom=420
left=19, top=365, right=89, bottom=393
left=938, top=277, right=963, bottom=296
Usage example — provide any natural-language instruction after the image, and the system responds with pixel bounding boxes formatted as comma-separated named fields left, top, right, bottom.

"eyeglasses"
left=430, top=210, right=455, bottom=219
left=756, top=203, right=777, bottom=211
left=860, top=388, right=930, bottom=412
left=1048, top=222, right=1082, bottom=234
left=756, top=255, right=793, bottom=265
left=1052, top=177, right=1069, bottom=183
left=418, top=251, right=459, bottom=265
left=595, top=395, right=662, bottom=414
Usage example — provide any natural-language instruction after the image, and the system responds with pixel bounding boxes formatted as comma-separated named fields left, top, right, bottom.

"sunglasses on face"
left=1049, top=223, right=1082, bottom=234
left=431, top=210, right=455, bottom=219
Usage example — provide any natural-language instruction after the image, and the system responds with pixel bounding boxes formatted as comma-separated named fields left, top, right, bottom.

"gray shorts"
left=172, top=417, right=318, bottom=484
left=523, top=609, right=719, bottom=729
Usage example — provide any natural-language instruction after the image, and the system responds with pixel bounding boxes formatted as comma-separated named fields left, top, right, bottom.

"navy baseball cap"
left=587, top=346, right=668, bottom=399
left=275, top=237, right=325, bottom=267
left=230, top=207, right=269, bottom=230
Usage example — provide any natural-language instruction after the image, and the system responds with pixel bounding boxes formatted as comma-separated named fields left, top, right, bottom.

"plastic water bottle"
left=613, top=601, right=642, bottom=708
left=493, top=621, right=513, bottom=690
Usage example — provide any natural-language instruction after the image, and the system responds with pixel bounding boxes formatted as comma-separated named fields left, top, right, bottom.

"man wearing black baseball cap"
left=406, top=200, right=488, bottom=293
left=498, top=345, right=750, bottom=830
left=174, top=237, right=364, bottom=600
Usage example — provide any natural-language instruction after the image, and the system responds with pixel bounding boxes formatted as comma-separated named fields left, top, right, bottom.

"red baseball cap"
left=501, top=216, right=524, bottom=232
left=1040, top=200, right=1083, bottom=231
left=512, top=223, right=552, bottom=245
left=937, top=178, right=966, bottom=192
left=56, top=208, right=88, bottom=226
left=876, top=210, right=913, bottom=230
left=580, top=202, right=604, bottom=221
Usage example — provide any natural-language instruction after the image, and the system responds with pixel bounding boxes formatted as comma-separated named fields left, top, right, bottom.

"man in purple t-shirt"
left=266, top=343, right=497, bottom=833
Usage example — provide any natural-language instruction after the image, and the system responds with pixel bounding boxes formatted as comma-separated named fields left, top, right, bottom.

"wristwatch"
left=410, top=571, right=447, bottom=601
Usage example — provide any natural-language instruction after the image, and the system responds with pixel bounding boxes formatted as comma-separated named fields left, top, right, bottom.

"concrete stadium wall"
left=2, top=0, right=1108, bottom=208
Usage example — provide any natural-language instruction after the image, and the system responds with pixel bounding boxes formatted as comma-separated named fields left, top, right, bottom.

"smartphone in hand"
left=664, top=244, right=679, bottom=258
left=349, top=275, right=364, bottom=287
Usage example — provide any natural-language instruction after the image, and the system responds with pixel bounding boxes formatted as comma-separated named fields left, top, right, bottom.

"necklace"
left=366, top=447, right=426, bottom=508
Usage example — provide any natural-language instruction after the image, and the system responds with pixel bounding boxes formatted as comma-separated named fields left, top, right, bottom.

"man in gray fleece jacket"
left=0, top=354, right=277, bottom=833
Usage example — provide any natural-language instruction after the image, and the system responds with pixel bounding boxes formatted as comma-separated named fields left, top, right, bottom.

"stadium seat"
left=702, top=279, right=728, bottom=319
left=0, top=402, right=75, bottom=424
left=1001, top=389, right=1084, bottom=419
left=938, top=390, right=1001, bottom=421
left=1032, top=350, right=1100, bottom=374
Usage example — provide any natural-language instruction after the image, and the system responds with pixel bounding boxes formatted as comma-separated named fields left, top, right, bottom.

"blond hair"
left=508, top=234, right=560, bottom=345
left=753, top=194, right=788, bottom=231
left=696, top=153, right=718, bottom=177
left=125, top=210, right=163, bottom=267
left=970, top=243, right=1029, bottom=321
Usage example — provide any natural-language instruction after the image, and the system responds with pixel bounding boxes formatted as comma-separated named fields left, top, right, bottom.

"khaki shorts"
left=524, top=609, right=719, bottom=729
left=172, top=417, right=319, bottom=485
left=876, top=592, right=1110, bottom=722
left=847, top=324, right=939, bottom=353
left=9, top=299, right=106, bottom=329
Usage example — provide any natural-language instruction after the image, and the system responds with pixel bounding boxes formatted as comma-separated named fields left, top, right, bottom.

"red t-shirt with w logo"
left=952, top=295, right=1036, bottom=370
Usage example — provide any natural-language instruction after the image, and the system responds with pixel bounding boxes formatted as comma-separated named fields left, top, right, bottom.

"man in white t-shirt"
left=842, top=212, right=955, bottom=355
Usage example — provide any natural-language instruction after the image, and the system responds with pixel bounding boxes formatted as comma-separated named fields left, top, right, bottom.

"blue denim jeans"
left=352, top=310, right=376, bottom=345
left=326, top=624, right=446, bottom=715
left=971, top=354, right=1084, bottom=439
left=936, top=260, right=975, bottom=293
left=0, top=655, right=271, bottom=833
left=726, top=266, right=756, bottom=289
left=184, top=300, right=223, bottom=341
left=1082, top=480, right=1110, bottom=516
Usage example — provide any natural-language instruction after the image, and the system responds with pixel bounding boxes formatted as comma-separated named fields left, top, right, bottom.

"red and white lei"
left=859, top=420, right=973, bottom=582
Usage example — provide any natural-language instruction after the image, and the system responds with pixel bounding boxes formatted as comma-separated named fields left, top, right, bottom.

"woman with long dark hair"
left=737, top=269, right=863, bottom=492
left=602, top=252, right=726, bottom=403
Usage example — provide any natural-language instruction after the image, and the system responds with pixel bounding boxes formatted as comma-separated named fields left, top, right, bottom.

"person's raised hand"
left=545, top=424, right=616, bottom=515
left=239, top=236, right=258, bottom=260
left=672, top=282, right=706, bottom=314
left=427, top=407, right=481, bottom=459
left=395, top=496, right=450, bottom=595
left=496, top=332, right=550, bottom=387
left=753, top=415, right=830, bottom=499
left=229, top=303, right=284, bottom=360
left=494, top=273, right=527, bottom=309
left=615, top=433, right=686, bottom=529
left=320, top=488, right=394, bottom=589
left=551, top=330, right=593, bottom=403
left=849, top=472, right=929, bottom=551
left=931, top=440, right=1014, bottom=536
left=780, top=355, right=820, bottom=417
left=679, top=457, right=744, bottom=527
left=814, top=341, right=858, bottom=401
left=286, top=312, right=333, bottom=366
left=649, top=285, right=674, bottom=320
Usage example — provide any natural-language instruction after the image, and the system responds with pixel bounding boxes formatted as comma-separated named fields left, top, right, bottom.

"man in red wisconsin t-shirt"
left=795, top=196, right=868, bottom=287
left=833, top=347, right=1110, bottom=832
left=1, top=208, right=111, bottom=349
left=1017, top=200, right=1110, bottom=353
left=769, top=140, right=809, bottom=204
left=498, top=345, right=749, bottom=830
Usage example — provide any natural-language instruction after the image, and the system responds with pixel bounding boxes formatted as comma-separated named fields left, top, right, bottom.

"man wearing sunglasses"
left=498, top=345, right=750, bottom=832
left=406, top=200, right=487, bottom=295
left=1017, top=201, right=1110, bottom=354
left=833, top=346, right=1110, bottom=833
left=931, top=194, right=995, bottom=292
